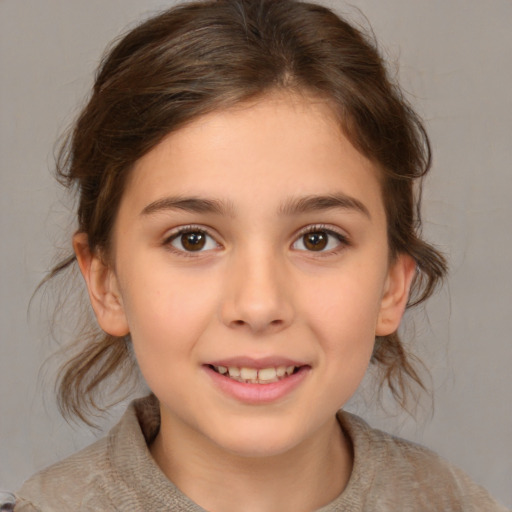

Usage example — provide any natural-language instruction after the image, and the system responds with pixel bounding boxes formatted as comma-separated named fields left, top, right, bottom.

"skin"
left=75, top=92, right=415, bottom=512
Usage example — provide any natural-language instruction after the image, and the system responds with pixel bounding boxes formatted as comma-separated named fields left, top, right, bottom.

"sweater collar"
left=108, top=395, right=375, bottom=511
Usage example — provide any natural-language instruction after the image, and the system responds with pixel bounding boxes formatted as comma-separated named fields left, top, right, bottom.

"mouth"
left=206, top=364, right=301, bottom=384
left=204, top=359, right=311, bottom=403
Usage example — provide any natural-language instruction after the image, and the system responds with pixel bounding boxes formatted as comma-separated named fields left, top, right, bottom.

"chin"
left=207, top=419, right=312, bottom=459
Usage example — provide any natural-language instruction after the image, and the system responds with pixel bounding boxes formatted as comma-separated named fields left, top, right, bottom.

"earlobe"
left=73, top=232, right=130, bottom=337
left=376, top=254, right=416, bottom=336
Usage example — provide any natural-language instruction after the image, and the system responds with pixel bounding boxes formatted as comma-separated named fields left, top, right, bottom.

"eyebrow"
left=141, top=196, right=234, bottom=216
left=278, top=193, right=371, bottom=218
left=140, top=193, right=370, bottom=219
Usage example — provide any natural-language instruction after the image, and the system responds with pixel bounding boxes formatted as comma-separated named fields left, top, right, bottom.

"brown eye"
left=292, top=228, right=347, bottom=253
left=181, top=232, right=206, bottom=251
left=303, top=232, right=328, bottom=251
left=169, top=229, right=218, bottom=253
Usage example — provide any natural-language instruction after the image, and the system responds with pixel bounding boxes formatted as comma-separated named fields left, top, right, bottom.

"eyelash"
left=162, top=224, right=349, bottom=256
left=292, top=225, right=350, bottom=255
left=163, top=225, right=220, bottom=256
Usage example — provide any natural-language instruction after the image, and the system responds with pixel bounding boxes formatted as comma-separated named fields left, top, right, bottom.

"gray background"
left=1, top=0, right=511, bottom=507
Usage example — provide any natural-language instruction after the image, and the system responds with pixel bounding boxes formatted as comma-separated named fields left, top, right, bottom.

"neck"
left=150, top=410, right=352, bottom=512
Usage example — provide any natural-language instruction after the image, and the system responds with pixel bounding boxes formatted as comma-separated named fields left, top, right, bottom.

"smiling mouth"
left=207, top=364, right=302, bottom=384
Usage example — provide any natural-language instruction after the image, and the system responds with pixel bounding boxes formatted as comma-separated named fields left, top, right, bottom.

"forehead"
left=123, top=93, right=384, bottom=219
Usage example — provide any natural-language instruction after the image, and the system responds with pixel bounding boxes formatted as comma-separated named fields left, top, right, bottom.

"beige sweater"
left=14, top=395, right=509, bottom=511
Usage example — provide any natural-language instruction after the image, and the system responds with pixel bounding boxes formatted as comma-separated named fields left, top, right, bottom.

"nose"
left=219, top=246, right=294, bottom=335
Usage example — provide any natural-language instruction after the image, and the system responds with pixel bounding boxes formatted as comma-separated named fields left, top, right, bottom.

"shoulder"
left=14, top=434, right=115, bottom=511
left=14, top=397, right=153, bottom=512
left=335, top=411, right=510, bottom=512
left=14, top=395, right=202, bottom=512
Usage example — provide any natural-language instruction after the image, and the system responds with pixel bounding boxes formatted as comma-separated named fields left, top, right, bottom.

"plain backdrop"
left=1, top=0, right=511, bottom=507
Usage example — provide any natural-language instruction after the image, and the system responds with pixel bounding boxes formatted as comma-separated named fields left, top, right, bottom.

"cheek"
left=119, top=270, right=220, bottom=361
left=121, top=279, right=218, bottom=403
left=302, top=265, right=385, bottom=376
left=304, top=266, right=386, bottom=335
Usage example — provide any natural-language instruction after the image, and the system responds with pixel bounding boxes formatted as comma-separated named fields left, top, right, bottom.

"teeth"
left=214, top=364, right=298, bottom=383
left=240, top=367, right=258, bottom=380
left=228, top=367, right=240, bottom=377
left=258, top=367, right=277, bottom=381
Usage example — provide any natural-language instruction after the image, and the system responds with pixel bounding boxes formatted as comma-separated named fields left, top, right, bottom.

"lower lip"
left=204, top=366, right=310, bottom=404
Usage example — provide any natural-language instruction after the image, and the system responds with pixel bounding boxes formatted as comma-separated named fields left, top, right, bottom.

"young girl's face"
left=83, top=92, right=413, bottom=458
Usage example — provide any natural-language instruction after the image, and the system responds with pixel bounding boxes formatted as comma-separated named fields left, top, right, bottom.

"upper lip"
left=205, top=356, right=308, bottom=369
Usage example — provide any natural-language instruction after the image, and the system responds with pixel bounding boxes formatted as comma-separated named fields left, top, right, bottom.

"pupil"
left=182, top=232, right=206, bottom=251
left=305, top=232, right=327, bottom=251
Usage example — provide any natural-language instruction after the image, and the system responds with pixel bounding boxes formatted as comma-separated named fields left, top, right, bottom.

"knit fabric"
left=15, top=395, right=509, bottom=511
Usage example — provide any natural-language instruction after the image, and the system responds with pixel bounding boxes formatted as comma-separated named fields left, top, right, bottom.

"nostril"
left=230, top=318, right=283, bottom=329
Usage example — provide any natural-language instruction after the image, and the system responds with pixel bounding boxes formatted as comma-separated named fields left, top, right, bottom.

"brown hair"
left=49, top=0, right=447, bottom=423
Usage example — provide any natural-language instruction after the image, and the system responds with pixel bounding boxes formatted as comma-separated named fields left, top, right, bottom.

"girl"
left=10, top=0, right=509, bottom=510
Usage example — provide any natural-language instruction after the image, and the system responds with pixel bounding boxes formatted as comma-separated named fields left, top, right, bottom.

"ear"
left=73, top=232, right=130, bottom=337
left=376, top=253, right=416, bottom=336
